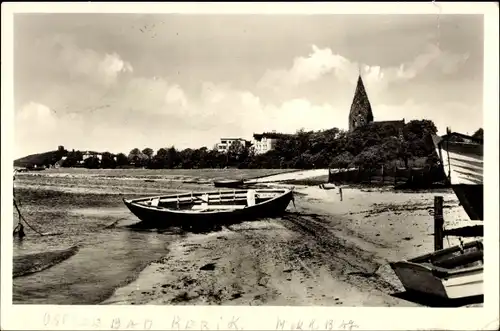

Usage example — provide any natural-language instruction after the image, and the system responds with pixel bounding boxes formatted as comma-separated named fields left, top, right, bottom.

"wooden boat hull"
left=390, top=261, right=483, bottom=299
left=213, top=179, right=245, bottom=188
left=432, top=133, right=483, bottom=220
left=123, top=189, right=294, bottom=229
left=390, top=240, right=483, bottom=299
left=451, top=184, right=483, bottom=221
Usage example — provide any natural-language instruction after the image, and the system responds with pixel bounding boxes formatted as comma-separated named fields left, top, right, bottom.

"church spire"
left=348, top=74, right=373, bottom=132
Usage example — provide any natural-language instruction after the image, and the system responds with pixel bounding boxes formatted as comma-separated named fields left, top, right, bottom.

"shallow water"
left=12, top=179, right=185, bottom=305
left=13, top=228, right=178, bottom=304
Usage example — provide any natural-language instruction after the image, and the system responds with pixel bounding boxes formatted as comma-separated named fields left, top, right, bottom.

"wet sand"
left=13, top=245, right=80, bottom=278
left=12, top=169, right=481, bottom=306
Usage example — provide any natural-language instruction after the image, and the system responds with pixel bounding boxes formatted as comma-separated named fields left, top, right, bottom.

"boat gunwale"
left=407, top=240, right=483, bottom=262
left=126, top=188, right=289, bottom=203
left=390, top=260, right=484, bottom=279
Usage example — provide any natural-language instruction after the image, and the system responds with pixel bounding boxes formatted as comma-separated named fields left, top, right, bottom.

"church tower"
left=348, top=75, right=373, bottom=131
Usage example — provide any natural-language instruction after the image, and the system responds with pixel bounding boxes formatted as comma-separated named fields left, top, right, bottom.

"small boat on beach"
left=432, top=130, right=483, bottom=220
left=213, top=179, right=245, bottom=188
left=123, top=188, right=294, bottom=229
left=390, top=240, right=483, bottom=299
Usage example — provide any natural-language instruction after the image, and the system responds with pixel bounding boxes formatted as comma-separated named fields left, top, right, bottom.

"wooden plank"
left=191, top=205, right=246, bottom=210
left=411, top=240, right=482, bottom=263
left=160, top=192, right=281, bottom=204
left=443, top=225, right=483, bottom=238
left=434, top=250, right=483, bottom=269
left=136, top=189, right=286, bottom=204
left=159, top=193, right=248, bottom=203
left=394, top=165, right=397, bottom=186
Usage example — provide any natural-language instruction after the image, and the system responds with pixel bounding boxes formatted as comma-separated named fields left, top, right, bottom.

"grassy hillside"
left=14, top=150, right=61, bottom=168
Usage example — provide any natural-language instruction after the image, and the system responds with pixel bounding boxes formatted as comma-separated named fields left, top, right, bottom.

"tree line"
left=54, top=120, right=483, bottom=170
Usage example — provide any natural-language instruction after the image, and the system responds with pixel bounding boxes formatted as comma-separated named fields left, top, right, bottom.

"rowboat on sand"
left=123, top=188, right=294, bottom=230
left=390, top=240, right=483, bottom=299
left=213, top=179, right=245, bottom=188
left=432, top=130, right=483, bottom=220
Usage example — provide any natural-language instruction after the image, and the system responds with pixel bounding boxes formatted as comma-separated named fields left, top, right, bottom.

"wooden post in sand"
left=394, top=165, right=397, bottom=186
left=339, top=187, right=343, bottom=202
left=434, top=196, right=444, bottom=251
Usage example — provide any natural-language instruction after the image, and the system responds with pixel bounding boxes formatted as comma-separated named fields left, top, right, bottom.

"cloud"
left=395, top=44, right=470, bottom=79
left=373, top=99, right=482, bottom=136
left=15, top=91, right=481, bottom=159
left=14, top=98, right=159, bottom=158
left=195, top=82, right=341, bottom=135
left=165, top=84, right=188, bottom=109
left=15, top=102, right=85, bottom=157
left=16, top=102, right=57, bottom=128
left=258, top=43, right=470, bottom=94
left=258, top=45, right=350, bottom=89
left=117, top=77, right=186, bottom=115
left=50, top=34, right=133, bottom=86
left=265, top=99, right=338, bottom=133
left=13, top=33, right=474, bottom=158
left=15, top=77, right=344, bottom=158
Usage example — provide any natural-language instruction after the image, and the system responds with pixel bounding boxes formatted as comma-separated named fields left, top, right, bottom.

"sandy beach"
left=12, top=168, right=481, bottom=307
left=103, top=185, right=479, bottom=307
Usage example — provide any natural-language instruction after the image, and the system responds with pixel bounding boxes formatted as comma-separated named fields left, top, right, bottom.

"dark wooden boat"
left=213, top=179, right=245, bottom=188
left=123, top=188, right=294, bottom=229
left=432, top=131, right=483, bottom=220
left=390, top=240, right=483, bottom=299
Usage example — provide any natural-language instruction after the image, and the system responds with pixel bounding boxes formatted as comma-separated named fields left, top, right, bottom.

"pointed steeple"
left=348, top=74, right=374, bottom=131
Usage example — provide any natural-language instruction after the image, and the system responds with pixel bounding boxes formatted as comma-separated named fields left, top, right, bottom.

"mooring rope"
left=13, top=169, right=47, bottom=237
left=13, top=198, right=46, bottom=236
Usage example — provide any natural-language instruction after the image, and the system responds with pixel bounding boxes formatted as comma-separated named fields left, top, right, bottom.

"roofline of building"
left=253, top=132, right=294, bottom=139
left=219, top=138, right=249, bottom=141
left=372, top=119, right=405, bottom=124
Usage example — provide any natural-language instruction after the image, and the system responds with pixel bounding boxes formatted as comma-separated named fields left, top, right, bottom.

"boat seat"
left=200, top=194, right=209, bottom=208
left=191, top=205, right=246, bottom=210
left=150, top=198, right=160, bottom=207
left=247, top=189, right=256, bottom=206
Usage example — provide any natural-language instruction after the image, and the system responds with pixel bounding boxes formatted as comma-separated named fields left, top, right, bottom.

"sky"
left=13, top=13, right=484, bottom=158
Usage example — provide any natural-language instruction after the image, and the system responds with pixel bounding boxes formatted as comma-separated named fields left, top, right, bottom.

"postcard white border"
left=1, top=2, right=498, bottom=330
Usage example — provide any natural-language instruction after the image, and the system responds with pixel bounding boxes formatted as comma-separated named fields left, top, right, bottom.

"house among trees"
left=348, top=75, right=405, bottom=133
left=252, top=131, right=294, bottom=154
left=216, top=138, right=252, bottom=153
left=82, top=151, right=102, bottom=161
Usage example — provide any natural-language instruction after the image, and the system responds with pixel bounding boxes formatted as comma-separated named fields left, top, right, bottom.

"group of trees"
left=244, top=119, right=441, bottom=170
left=50, top=120, right=483, bottom=171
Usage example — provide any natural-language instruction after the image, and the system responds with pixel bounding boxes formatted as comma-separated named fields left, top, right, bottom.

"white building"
left=216, top=138, right=250, bottom=153
left=82, top=151, right=102, bottom=161
left=252, top=131, right=292, bottom=154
